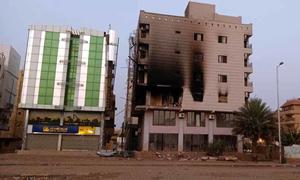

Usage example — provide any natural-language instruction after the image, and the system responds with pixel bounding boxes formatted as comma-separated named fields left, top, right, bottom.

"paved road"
left=0, top=153, right=300, bottom=180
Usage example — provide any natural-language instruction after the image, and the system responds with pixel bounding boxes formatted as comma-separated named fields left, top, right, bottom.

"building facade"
left=125, top=2, right=253, bottom=152
left=0, top=45, right=21, bottom=151
left=280, top=99, right=300, bottom=132
left=20, top=25, right=118, bottom=151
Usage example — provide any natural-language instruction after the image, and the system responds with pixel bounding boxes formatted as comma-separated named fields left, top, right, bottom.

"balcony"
left=245, top=81, right=253, bottom=92
left=244, top=63, right=253, bottom=73
left=244, top=43, right=252, bottom=54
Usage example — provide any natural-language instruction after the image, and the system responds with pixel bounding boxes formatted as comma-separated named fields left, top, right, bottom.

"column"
left=208, top=118, right=214, bottom=144
left=57, top=112, right=64, bottom=151
left=142, top=112, right=150, bottom=151
left=178, top=116, right=184, bottom=151
left=21, top=110, right=29, bottom=150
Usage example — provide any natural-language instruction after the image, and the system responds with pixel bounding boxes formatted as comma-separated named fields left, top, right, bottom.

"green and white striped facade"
left=20, top=25, right=118, bottom=112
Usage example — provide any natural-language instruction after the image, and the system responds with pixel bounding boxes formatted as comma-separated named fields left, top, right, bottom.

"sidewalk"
left=0, top=150, right=297, bottom=168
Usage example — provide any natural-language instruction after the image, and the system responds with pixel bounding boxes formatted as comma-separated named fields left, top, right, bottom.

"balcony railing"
left=245, top=43, right=252, bottom=49
left=245, top=81, right=253, bottom=87
left=244, top=62, right=253, bottom=68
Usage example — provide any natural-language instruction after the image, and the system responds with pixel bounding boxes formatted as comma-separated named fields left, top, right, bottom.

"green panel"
left=38, top=31, right=59, bottom=105
left=84, top=35, right=104, bottom=107
left=64, top=35, right=80, bottom=106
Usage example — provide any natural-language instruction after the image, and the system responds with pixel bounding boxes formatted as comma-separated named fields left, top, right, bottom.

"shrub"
left=207, top=140, right=226, bottom=156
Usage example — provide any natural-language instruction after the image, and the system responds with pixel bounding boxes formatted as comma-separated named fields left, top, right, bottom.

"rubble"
left=143, top=151, right=240, bottom=162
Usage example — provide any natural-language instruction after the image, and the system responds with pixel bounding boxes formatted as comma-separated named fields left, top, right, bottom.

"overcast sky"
left=1, top=0, right=299, bottom=127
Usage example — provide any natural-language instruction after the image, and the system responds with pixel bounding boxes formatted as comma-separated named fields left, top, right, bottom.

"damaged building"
left=20, top=25, right=118, bottom=151
left=125, top=2, right=253, bottom=152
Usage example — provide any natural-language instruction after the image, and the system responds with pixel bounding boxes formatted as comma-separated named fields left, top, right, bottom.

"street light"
left=276, top=61, right=284, bottom=164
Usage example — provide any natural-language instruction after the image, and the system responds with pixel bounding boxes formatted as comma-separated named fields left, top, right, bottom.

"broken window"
left=191, top=53, right=204, bottom=102
left=218, top=36, right=227, bottom=44
left=187, top=112, right=205, bottom=127
left=216, top=113, right=234, bottom=127
left=139, top=43, right=149, bottom=59
left=194, top=33, right=204, bottom=41
left=218, top=92, right=228, bottom=103
left=174, top=50, right=181, bottom=54
left=184, top=134, right=208, bottom=151
left=218, top=55, right=227, bottom=63
left=218, top=75, right=227, bottom=83
left=138, top=71, right=145, bottom=84
left=153, top=110, right=176, bottom=126
left=139, top=23, right=150, bottom=38
left=194, top=53, right=203, bottom=61
left=149, top=133, right=178, bottom=151
left=150, top=87, right=183, bottom=107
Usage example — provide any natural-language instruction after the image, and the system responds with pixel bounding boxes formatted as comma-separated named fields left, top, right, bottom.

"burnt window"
left=138, top=71, right=145, bottom=84
left=194, top=53, right=203, bottom=61
left=174, top=50, right=181, bottom=54
left=187, top=112, right=205, bottom=127
left=139, top=23, right=150, bottom=38
left=139, top=43, right=149, bottom=59
left=218, top=36, right=227, bottom=44
left=153, top=110, right=176, bottom=126
left=194, top=33, right=204, bottom=41
left=218, top=55, right=227, bottom=63
left=218, top=92, right=228, bottom=103
left=218, top=75, right=227, bottom=83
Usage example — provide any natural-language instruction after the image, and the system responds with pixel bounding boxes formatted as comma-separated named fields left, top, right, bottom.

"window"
left=184, top=134, right=208, bottom=151
left=175, top=30, right=181, bottom=34
left=194, top=53, right=203, bottom=61
left=218, top=75, right=227, bottom=83
left=216, top=112, right=234, bottom=127
left=149, top=133, right=178, bottom=151
left=153, top=110, right=176, bottom=126
left=139, top=43, right=149, bottom=59
left=218, top=55, right=227, bottom=63
left=139, top=23, right=150, bottom=38
left=187, top=112, right=205, bottom=127
left=218, top=36, right=227, bottom=44
left=194, top=33, right=204, bottom=41
left=218, top=92, right=228, bottom=103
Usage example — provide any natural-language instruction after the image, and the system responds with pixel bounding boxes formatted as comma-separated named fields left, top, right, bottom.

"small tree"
left=281, top=128, right=300, bottom=146
left=232, top=98, right=277, bottom=160
left=207, top=140, right=226, bottom=156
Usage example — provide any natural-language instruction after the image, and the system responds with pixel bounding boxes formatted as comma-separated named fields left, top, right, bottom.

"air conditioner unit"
left=178, top=113, right=185, bottom=119
left=208, top=114, right=215, bottom=120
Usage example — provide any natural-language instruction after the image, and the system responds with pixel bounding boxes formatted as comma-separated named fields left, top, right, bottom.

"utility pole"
left=276, top=61, right=284, bottom=164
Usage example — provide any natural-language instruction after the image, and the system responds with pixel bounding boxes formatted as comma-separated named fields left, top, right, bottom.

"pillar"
left=208, top=118, right=214, bottom=144
left=142, top=112, right=150, bottom=151
left=178, top=116, right=184, bottom=151
left=21, top=109, right=29, bottom=150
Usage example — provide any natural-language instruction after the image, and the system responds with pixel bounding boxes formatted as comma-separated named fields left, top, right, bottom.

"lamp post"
left=276, top=61, right=284, bottom=163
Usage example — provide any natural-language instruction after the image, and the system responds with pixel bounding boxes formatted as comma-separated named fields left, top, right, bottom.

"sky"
left=1, top=0, right=299, bottom=127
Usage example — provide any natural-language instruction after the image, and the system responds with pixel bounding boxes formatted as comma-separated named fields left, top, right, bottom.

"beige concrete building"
left=125, top=2, right=253, bottom=152
left=280, top=99, right=300, bottom=132
left=0, top=45, right=21, bottom=152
